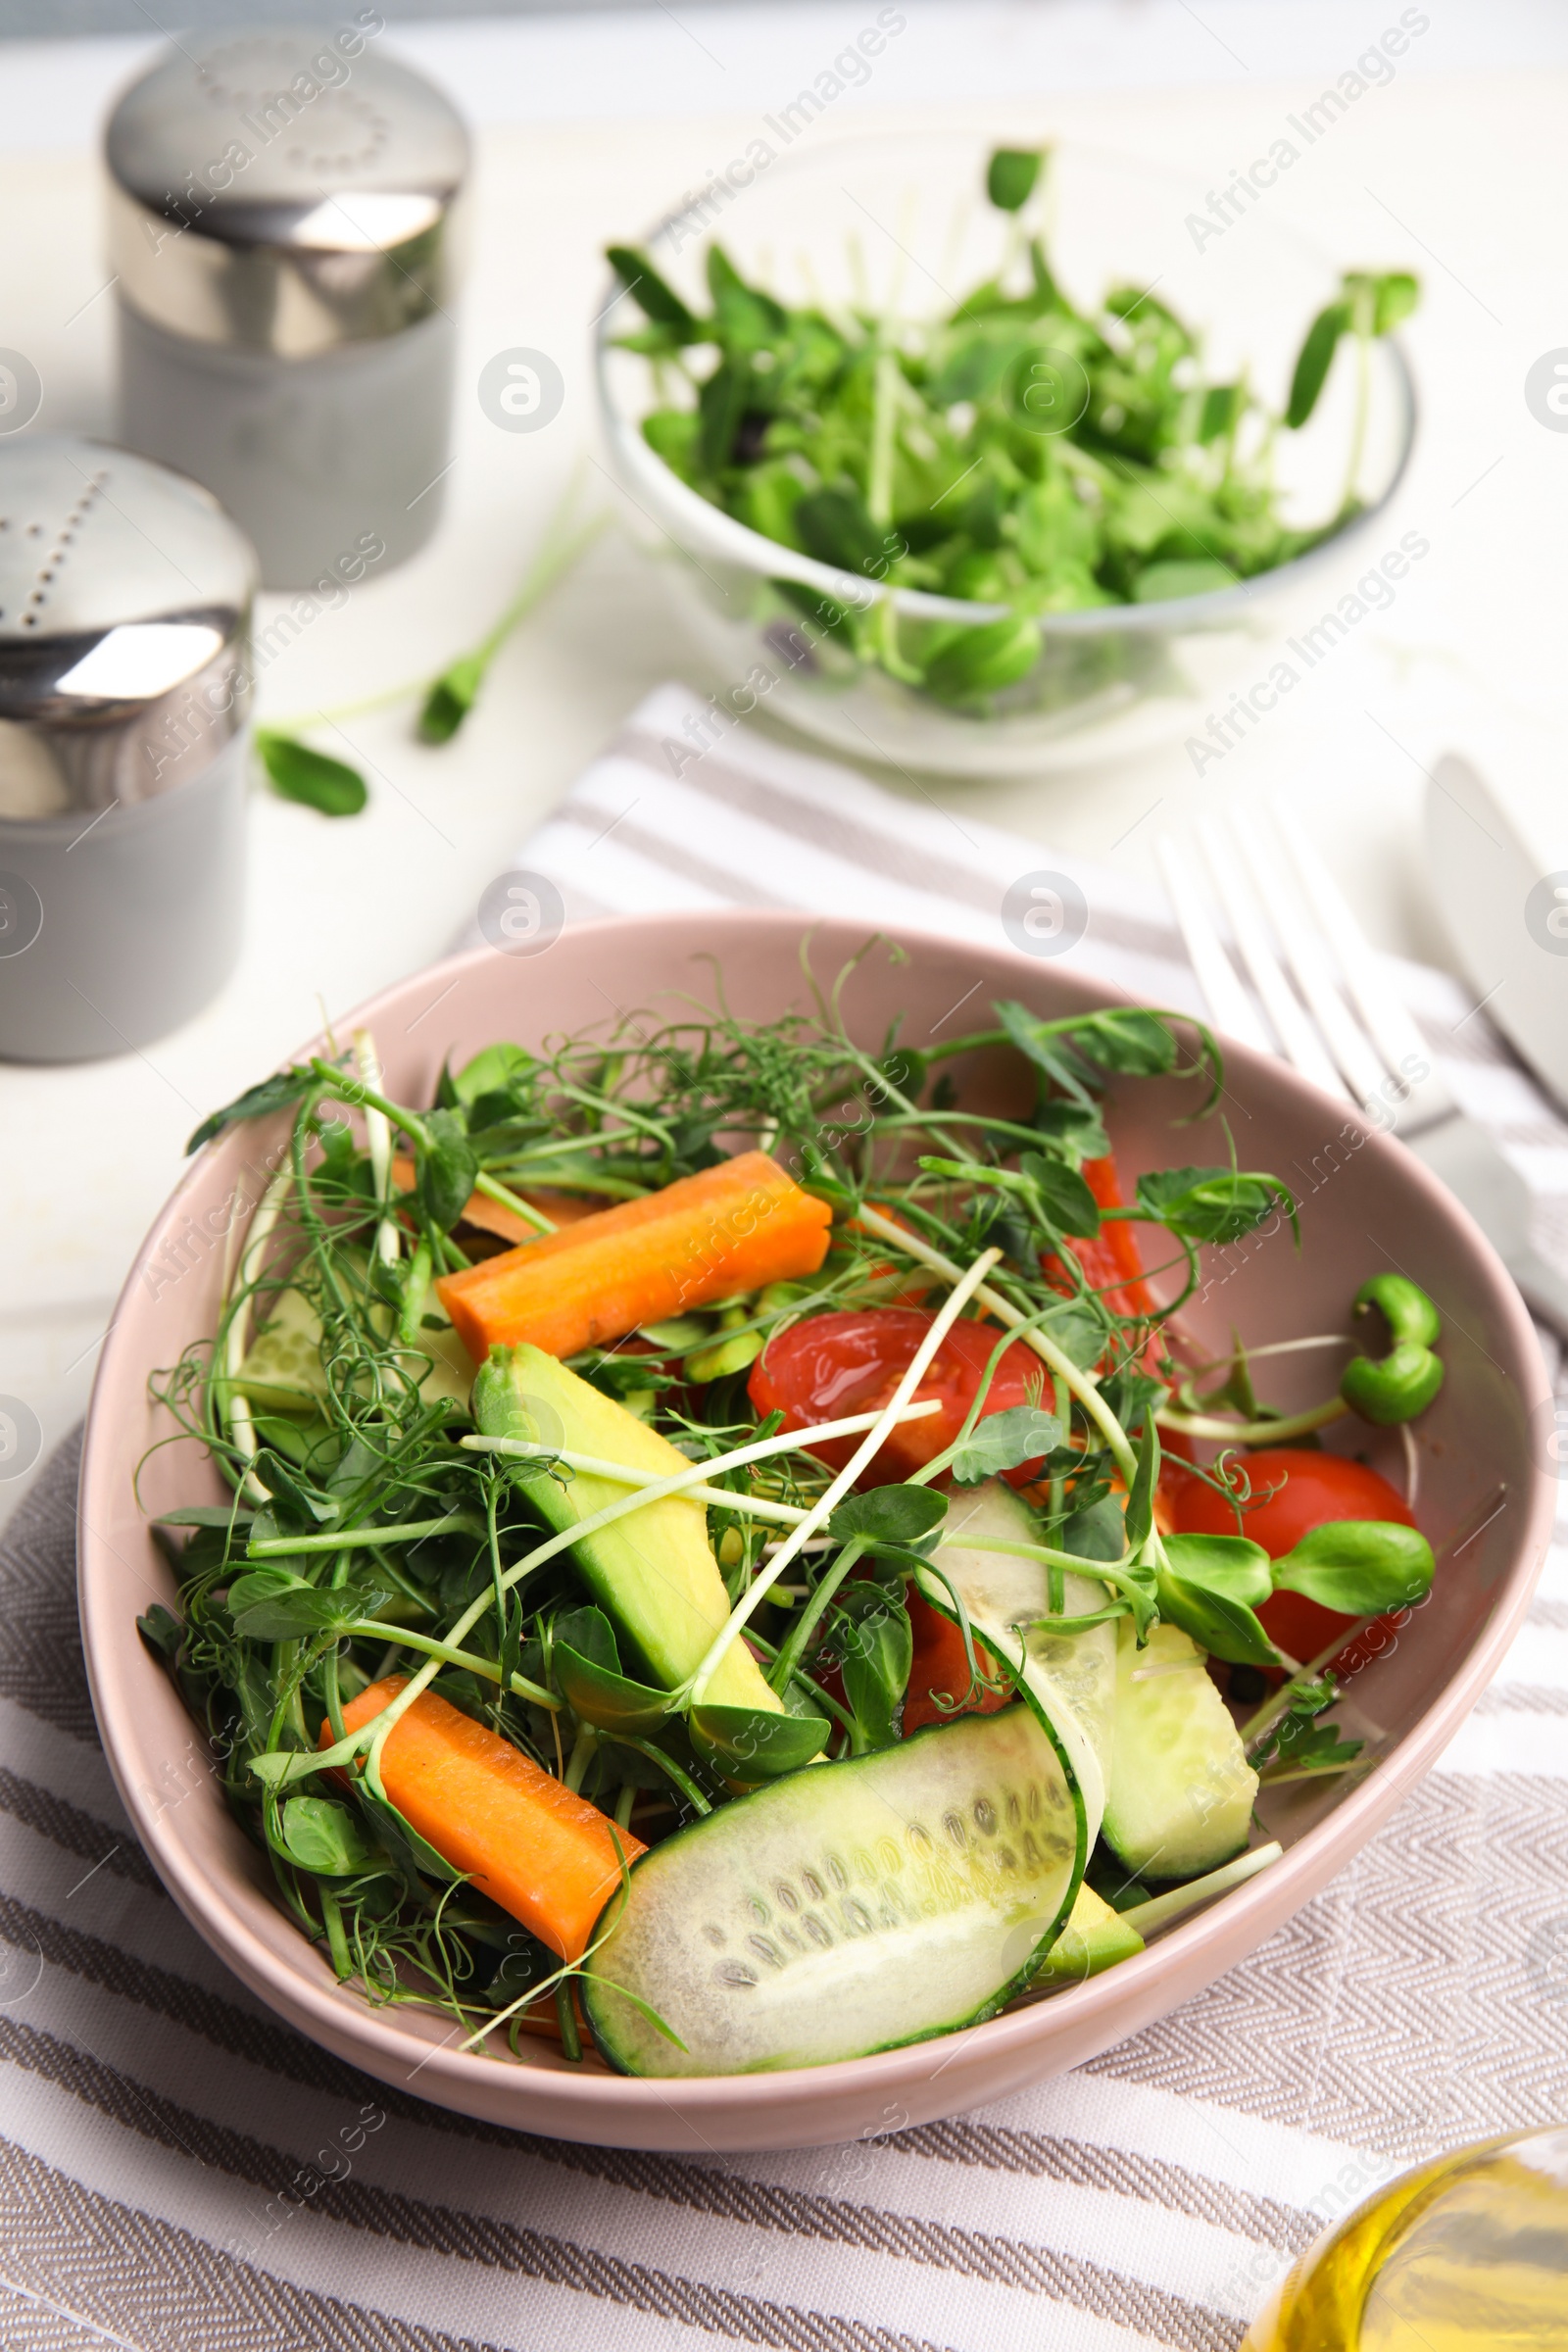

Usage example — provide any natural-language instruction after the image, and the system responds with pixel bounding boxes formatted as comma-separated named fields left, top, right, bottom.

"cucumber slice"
left=1101, top=1619, right=1258, bottom=1879
left=583, top=1706, right=1079, bottom=2076
left=918, top=1476, right=1114, bottom=1858
left=234, top=1284, right=327, bottom=1413
left=236, top=1281, right=473, bottom=1416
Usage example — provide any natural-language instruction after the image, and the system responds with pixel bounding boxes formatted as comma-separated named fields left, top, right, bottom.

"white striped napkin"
left=4, top=683, right=1566, bottom=2352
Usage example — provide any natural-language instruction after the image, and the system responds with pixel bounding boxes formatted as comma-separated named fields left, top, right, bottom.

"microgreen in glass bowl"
left=594, top=133, right=1418, bottom=776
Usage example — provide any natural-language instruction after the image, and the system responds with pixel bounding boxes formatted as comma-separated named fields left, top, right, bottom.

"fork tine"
left=1270, top=800, right=1433, bottom=1077
left=1195, top=815, right=1350, bottom=1101
left=1235, top=808, right=1391, bottom=1108
left=1154, top=834, right=1270, bottom=1051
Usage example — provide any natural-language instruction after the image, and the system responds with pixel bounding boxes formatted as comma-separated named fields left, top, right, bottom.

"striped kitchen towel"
left=3, top=682, right=1566, bottom=2352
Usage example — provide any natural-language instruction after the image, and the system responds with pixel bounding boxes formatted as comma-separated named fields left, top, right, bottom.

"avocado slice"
left=472, top=1343, right=786, bottom=1717
left=1029, top=1880, right=1144, bottom=1986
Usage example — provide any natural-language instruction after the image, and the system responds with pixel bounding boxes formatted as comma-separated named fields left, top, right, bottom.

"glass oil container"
left=1244, top=2126, right=1568, bottom=2350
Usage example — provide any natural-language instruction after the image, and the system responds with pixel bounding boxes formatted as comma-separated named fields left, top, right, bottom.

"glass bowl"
left=594, top=130, right=1417, bottom=778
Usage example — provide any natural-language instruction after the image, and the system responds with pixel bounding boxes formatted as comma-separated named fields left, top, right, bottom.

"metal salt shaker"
left=0, top=436, right=256, bottom=1063
left=106, top=23, right=469, bottom=591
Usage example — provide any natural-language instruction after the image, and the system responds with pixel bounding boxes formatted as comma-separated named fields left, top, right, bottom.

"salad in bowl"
left=131, top=943, right=1459, bottom=2082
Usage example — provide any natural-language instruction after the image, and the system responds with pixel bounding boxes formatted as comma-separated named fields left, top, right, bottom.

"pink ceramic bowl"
left=78, top=913, right=1553, bottom=2151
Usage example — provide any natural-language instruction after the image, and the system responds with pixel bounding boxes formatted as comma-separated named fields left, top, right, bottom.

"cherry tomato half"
left=903, top=1592, right=1012, bottom=1734
left=748, top=1307, right=1052, bottom=1488
left=751, top=1157, right=1158, bottom=1489
left=1165, top=1446, right=1415, bottom=1664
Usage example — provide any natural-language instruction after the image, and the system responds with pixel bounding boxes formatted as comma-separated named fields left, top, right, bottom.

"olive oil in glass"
left=1243, top=2128, right=1568, bottom=2350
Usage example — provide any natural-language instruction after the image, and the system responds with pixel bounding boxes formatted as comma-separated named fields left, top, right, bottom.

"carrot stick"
left=327, top=1678, right=643, bottom=1960
left=436, top=1150, right=832, bottom=1365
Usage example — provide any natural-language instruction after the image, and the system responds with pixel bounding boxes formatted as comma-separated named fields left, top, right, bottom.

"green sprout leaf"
left=451, top=1041, right=534, bottom=1106
left=835, top=1585, right=913, bottom=1749
left=1035, top=1300, right=1108, bottom=1370
left=136, top=1603, right=183, bottom=1662
left=795, top=486, right=887, bottom=572
left=554, top=1606, right=671, bottom=1733
left=1339, top=1275, right=1444, bottom=1424
left=1271, top=1520, right=1435, bottom=1614
left=1161, top=1532, right=1273, bottom=1605
left=707, top=244, right=787, bottom=344
left=224, top=1565, right=305, bottom=1613
left=417, top=654, right=485, bottom=745
left=831, top=1484, right=950, bottom=1546
left=418, top=1106, right=479, bottom=1232
left=950, top=1404, right=1062, bottom=1487
left=1287, top=270, right=1420, bottom=431
left=229, top=1577, right=388, bottom=1640
left=1155, top=1533, right=1278, bottom=1667
left=412, top=485, right=607, bottom=748
left=606, top=244, right=699, bottom=338
left=1155, top=1550, right=1280, bottom=1667
left=555, top=1603, right=617, bottom=1673
left=1257, top=1718, right=1365, bottom=1781
left=994, top=1002, right=1101, bottom=1110
left=925, top=614, right=1042, bottom=702
left=1031, top=1096, right=1110, bottom=1162
left=987, top=147, right=1045, bottom=213
left=1123, top=1415, right=1161, bottom=1552
left=185, top=1064, right=317, bottom=1153
left=1375, top=271, right=1419, bottom=332
left=1060, top=1494, right=1127, bottom=1561
left=918, top=1151, right=1101, bottom=1240
left=1345, top=269, right=1420, bottom=335
left=688, top=1703, right=830, bottom=1779
left=1198, top=382, right=1244, bottom=443
left=280, top=1795, right=380, bottom=1876
left=1286, top=300, right=1351, bottom=430
left=256, top=729, right=368, bottom=817
left=1067, top=1008, right=1181, bottom=1079
left=1136, top=1164, right=1296, bottom=1247
left=556, top=1648, right=670, bottom=1734
left=1019, top=1151, right=1102, bottom=1239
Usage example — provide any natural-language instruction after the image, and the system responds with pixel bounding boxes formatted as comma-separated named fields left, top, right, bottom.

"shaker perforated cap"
left=106, top=26, right=469, bottom=357
left=0, top=437, right=255, bottom=818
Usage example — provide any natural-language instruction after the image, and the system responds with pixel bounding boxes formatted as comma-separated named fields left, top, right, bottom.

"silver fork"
left=1156, top=803, right=1568, bottom=1335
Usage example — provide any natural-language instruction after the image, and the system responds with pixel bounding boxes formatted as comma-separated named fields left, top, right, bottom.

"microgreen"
left=608, top=156, right=1420, bottom=707
left=141, top=942, right=1429, bottom=2047
left=1287, top=270, right=1418, bottom=429
left=255, top=730, right=368, bottom=818
left=253, top=477, right=606, bottom=817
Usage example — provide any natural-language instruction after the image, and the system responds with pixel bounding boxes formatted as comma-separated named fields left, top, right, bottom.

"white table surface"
left=4, top=0, right=1568, bottom=1523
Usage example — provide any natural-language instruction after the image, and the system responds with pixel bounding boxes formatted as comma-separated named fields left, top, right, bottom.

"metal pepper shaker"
left=106, top=24, right=469, bottom=591
left=0, top=436, right=256, bottom=1063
